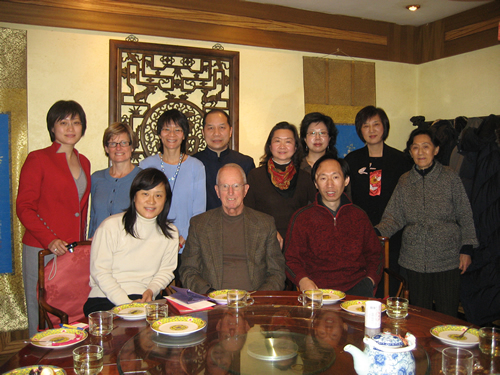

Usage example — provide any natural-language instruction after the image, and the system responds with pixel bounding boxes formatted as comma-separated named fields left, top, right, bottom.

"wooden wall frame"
left=109, top=40, right=240, bottom=163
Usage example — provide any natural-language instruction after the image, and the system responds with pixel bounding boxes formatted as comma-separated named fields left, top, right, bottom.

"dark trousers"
left=406, top=268, right=461, bottom=317
left=83, top=294, right=143, bottom=316
left=346, top=277, right=374, bottom=298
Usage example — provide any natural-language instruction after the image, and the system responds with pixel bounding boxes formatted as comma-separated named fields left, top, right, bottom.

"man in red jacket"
left=284, top=154, right=383, bottom=297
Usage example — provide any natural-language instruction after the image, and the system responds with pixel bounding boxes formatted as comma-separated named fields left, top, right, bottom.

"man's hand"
left=459, top=254, right=472, bottom=274
left=179, top=235, right=186, bottom=250
left=134, top=289, right=153, bottom=303
left=298, top=277, right=318, bottom=291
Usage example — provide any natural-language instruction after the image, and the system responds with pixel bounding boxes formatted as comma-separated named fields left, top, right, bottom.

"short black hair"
left=354, top=106, right=390, bottom=143
left=260, top=122, right=302, bottom=168
left=202, top=109, right=231, bottom=128
left=406, top=127, right=441, bottom=152
left=156, top=109, right=189, bottom=153
left=311, top=154, right=350, bottom=183
left=300, top=112, right=338, bottom=157
left=122, top=168, right=174, bottom=239
left=46, top=100, right=87, bottom=142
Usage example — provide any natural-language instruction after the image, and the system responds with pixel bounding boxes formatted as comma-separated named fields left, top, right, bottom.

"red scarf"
left=268, top=159, right=296, bottom=190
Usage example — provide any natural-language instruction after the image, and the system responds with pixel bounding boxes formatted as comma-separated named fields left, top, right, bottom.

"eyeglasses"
left=161, top=127, right=184, bottom=135
left=107, top=141, right=131, bottom=148
left=307, top=131, right=328, bottom=138
left=218, top=183, right=246, bottom=191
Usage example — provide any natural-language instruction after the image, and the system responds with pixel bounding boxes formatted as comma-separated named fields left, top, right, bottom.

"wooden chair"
left=378, top=236, right=409, bottom=299
left=38, top=241, right=92, bottom=330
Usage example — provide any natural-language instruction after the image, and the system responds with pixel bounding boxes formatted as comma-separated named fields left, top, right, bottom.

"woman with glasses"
left=16, top=100, right=91, bottom=335
left=140, top=109, right=206, bottom=254
left=88, top=122, right=141, bottom=238
left=299, top=112, right=338, bottom=173
left=244, top=122, right=316, bottom=247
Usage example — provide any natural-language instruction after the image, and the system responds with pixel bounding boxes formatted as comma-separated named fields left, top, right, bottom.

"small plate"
left=430, top=325, right=479, bottom=348
left=151, top=316, right=206, bottom=336
left=152, top=330, right=207, bottom=348
left=3, top=365, right=66, bottom=374
left=247, top=338, right=298, bottom=361
left=340, top=300, right=387, bottom=316
left=31, top=328, right=87, bottom=349
left=208, top=290, right=231, bottom=304
left=320, top=289, right=346, bottom=304
left=113, top=303, right=147, bottom=320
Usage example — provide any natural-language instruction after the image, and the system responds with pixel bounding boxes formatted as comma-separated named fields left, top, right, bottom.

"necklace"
left=160, top=152, right=183, bottom=182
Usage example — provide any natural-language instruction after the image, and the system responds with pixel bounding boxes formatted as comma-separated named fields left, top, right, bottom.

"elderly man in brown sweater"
left=180, top=163, right=285, bottom=294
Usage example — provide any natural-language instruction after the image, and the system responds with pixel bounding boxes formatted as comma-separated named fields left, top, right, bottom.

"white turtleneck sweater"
left=88, top=212, right=179, bottom=306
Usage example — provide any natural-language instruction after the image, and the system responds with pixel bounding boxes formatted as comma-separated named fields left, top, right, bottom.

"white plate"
left=112, top=303, right=147, bottom=320
left=3, top=365, right=66, bottom=374
left=31, top=328, right=87, bottom=349
left=319, top=289, right=346, bottom=304
left=152, top=331, right=206, bottom=348
left=247, top=338, right=298, bottom=361
left=340, top=300, right=387, bottom=316
left=151, top=316, right=206, bottom=336
left=208, top=290, right=230, bottom=305
left=430, top=325, right=479, bottom=348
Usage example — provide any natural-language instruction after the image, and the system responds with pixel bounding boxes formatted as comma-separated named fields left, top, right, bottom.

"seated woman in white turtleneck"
left=244, top=122, right=317, bottom=248
left=84, top=168, right=179, bottom=315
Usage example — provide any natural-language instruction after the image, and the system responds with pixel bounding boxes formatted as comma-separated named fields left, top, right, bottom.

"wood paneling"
left=0, top=0, right=498, bottom=64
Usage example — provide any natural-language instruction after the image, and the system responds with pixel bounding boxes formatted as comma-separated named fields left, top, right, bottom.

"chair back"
left=378, top=236, right=409, bottom=299
left=38, top=241, right=91, bottom=330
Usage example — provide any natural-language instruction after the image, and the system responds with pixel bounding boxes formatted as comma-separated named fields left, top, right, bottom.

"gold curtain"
left=303, top=57, right=375, bottom=123
left=0, top=27, right=28, bottom=332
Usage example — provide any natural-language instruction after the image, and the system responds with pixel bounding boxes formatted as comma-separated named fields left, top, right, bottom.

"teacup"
left=298, top=289, right=323, bottom=309
left=227, top=289, right=254, bottom=308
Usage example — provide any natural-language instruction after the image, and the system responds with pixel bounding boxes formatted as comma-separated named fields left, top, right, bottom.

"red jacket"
left=17, top=142, right=91, bottom=248
left=284, top=193, right=383, bottom=292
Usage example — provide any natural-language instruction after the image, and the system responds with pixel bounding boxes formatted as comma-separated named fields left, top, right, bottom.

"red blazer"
left=17, top=142, right=91, bottom=248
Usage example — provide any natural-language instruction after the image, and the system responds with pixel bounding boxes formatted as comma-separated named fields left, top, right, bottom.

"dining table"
left=1, top=291, right=496, bottom=374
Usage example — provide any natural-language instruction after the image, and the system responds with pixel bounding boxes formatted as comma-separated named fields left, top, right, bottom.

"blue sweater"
left=88, top=166, right=141, bottom=238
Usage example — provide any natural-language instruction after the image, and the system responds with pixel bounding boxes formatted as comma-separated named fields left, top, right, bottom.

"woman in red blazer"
left=17, top=100, right=91, bottom=335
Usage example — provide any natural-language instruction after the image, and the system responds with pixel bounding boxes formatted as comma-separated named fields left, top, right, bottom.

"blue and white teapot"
left=344, top=331, right=416, bottom=375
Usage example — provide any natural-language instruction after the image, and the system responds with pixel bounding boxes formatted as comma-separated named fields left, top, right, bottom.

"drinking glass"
left=441, top=347, right=473, bottom=375
left=386, top=297, right=409, bottom=319
left=88, top=311, right=113, bottom=336
left=226, top=290, right=254, bottom=308
left=145, top=302, right=168, bottom=325
left=73, top=345, right=104, bottom=375
left=297, top=289, right=323, bottom=309
left=479, top=327, right=500, bottom=357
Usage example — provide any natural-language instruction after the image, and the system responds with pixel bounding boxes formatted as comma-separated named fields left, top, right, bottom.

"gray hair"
left=216, top=163, right=247, bottom=185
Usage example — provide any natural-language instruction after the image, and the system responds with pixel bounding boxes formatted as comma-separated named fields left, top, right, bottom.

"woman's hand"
left=179, top=235, right=186, bottom=250
left=48, top=239, right=68, bottom=256
left=298, top=277, right=318, bottom=291
left=459, top=254, right=472, bottom=274
left=134, top=289, right=154, bottom=303
left=276, top=232, right=283, bottom=249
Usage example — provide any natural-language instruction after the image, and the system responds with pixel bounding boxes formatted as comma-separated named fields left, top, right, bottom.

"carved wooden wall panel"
left=109, top=40, right=239, bottom=163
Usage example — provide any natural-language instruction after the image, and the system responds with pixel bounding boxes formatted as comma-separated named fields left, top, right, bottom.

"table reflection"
left=117, top=305, right=430, bottom=375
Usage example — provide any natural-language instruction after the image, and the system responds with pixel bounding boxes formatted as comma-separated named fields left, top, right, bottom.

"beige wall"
left=417, top=44, right=500, bottom=121
left=1, top=22, right=498, bottom=170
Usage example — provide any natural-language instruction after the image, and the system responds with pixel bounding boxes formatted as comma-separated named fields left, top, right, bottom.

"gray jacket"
left=376, top=162, right=478, bottom=273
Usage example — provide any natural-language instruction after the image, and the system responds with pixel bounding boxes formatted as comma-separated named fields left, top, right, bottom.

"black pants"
left=345, top=277, right=374, bottom=298
left=406, top=268, right=461, bottom=317
left=83, top=294, right=162, bottom=316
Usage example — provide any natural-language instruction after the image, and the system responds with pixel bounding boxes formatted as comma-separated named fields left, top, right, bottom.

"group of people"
left=16, top=99, right=478, bottom=335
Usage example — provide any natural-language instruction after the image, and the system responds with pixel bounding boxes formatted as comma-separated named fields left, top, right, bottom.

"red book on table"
left=165, top=295, right=215, bottom=315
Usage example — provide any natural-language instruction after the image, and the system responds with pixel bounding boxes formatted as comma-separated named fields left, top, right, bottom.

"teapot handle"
left=363, top=333, right=417, bottom=353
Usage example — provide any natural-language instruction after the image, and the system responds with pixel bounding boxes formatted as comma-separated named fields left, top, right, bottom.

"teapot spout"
left=344, top=344, right=370, bottom=375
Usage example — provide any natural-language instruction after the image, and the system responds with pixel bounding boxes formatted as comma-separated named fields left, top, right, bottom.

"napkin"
left=171, top=286, right=210, bottom=304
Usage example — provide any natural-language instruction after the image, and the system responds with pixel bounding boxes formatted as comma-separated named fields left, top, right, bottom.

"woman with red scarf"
left=244, top=122, right=316, bottom=248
